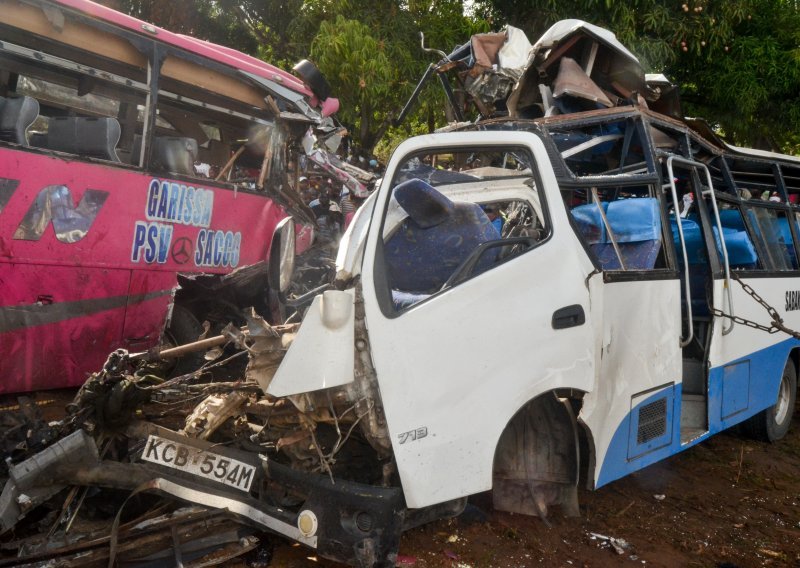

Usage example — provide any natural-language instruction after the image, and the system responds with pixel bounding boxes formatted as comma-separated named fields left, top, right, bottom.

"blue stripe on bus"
left=595, top=337, right=798, bottom=488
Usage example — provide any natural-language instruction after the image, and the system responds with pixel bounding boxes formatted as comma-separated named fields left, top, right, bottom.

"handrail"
left=699, top=165, right=735, bottom=335
left=663, top=162, right=694, bottom=347
left=590, top=187, right=626, bottom=270
left=666, top=155, right=735, bottom=339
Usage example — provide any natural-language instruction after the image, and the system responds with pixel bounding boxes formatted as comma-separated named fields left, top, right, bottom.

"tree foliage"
left=301, top=0, right=484, bottom=153
left=98, top=0, right=800, bottom=154
left=475, top=0, right=800, bottom=151
left=106, top=0, right=261, bottom=56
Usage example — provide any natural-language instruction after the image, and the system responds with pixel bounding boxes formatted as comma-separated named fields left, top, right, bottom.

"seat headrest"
left=394, top=179, right=454, bottom=228
left=0, top=95, right=40, bottom=145
left=571, top=201, right=609, bottom=244
left=605, top=197, right=661, bottom=242
left=47, top=117, right=121, bottom=161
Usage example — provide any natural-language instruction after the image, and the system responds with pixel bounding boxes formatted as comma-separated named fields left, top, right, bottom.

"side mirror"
left=268, top=217, right=296, bottom=298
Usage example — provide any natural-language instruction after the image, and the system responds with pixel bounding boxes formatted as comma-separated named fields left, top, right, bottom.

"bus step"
left=680, top=393, right=707, bottom=443
left=681, top=358, right=705, bottom=395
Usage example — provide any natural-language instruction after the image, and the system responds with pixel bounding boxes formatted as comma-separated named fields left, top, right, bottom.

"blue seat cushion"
left=712, top=227, right=758, bottom=267
left=572, top=201, right=608, bottom=244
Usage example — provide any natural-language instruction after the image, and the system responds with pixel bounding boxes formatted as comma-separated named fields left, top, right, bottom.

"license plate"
left=141, top=435, right=256, bottom=492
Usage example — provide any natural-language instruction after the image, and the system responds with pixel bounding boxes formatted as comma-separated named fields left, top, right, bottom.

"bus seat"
left=385, top=178, right=500, bottom=300
left=712, top=227, right=758, bottom=268
left=152, top=136, right=199, bottom=176
left=47, top=117, right=121, bottom=161
left=777, top=217, right=798, bottom=268
left=718, top=209, right=746, bottom=231
left=574, top=198, right=662, bottom=270
left=670, top=217, right=711, bottom=316
left=571, top=201, right=608, bottom=244
left=596, top=198, right=662, bottom=270
left=0, top=95, right=40, bottom=145
left=671, top=216, right=707, bottom=264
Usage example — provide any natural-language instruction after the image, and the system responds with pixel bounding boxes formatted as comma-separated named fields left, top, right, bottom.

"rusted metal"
left=134, top=322, right=298, bottom=362
left=552, top=57, right=613, bottom=107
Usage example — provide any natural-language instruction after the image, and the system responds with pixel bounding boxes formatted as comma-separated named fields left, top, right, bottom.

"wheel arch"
left=490, top=388, right=595, bottom=518
left=788, top=346, right=800, bottom=385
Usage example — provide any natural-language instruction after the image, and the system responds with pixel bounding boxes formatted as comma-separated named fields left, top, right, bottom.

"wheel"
left=743, top=358, right=796, bottom=442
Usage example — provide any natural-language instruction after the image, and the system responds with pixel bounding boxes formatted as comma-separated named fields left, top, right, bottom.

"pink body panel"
left=0, top=147, right=285, bottom=393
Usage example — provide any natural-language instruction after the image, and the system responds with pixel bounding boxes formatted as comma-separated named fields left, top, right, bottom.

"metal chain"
left=710, top=272, right=800, bottom=340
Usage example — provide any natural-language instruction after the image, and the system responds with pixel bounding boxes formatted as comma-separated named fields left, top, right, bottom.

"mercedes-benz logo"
left=171, top=236, right=192, bottom=264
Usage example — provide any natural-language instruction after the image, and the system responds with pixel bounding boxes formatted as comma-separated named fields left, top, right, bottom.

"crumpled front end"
left=0, top=280, right=415, bottom=567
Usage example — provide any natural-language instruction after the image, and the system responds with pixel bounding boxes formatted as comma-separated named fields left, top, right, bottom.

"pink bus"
left=0, top=0, right=336, bottom=393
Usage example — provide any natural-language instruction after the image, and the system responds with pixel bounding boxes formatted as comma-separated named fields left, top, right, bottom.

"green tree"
left=97, top=0, right=488, bottom=153
left=311, top=16, right=397, bottom=151
left=301, top=0, right=485, bottom=153
left=102, top=0, right=261, bottom=55
left=474, top=0, right=800, bottom=152
left=215, top=0, right=306, bottom=66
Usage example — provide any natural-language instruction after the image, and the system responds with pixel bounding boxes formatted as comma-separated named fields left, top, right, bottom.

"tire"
left=743, top=358, right=796, bottom=442
left=292, top=59, right=332, bottom=101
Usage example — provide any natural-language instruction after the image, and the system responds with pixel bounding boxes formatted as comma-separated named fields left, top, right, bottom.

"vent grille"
left=637, top=398, right=667, bottom=444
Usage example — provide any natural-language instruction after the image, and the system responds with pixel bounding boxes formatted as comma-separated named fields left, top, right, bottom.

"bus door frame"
left=666, top=155, right=735, bottom=347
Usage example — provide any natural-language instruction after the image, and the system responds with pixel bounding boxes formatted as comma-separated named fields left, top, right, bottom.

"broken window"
left=780, top=163, right=800, bottom=204
left=548, top=116, right=649, bottom=178
left=712, top=200, right=761, bottom=270
left=2, top=60, right=147, bottom=163
left=152, top=95, right=250, bottom=182
left=378, top=146, right=548, bottom=310
left=726, top=157, right=780, bottom=201
left=744, top=205, right=797, bottom=270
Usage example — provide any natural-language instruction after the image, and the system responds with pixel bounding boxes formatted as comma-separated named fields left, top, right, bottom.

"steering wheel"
left=439, top=236, right=537, bottom=292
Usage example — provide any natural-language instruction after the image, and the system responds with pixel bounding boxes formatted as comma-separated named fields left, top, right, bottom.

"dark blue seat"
left=712, top=227, right=758, bottom=269
left=385, top=179, right=500, bottom=301
left=743, top=210, right=795, bottom=269
left=777, top=217, right=798, bottom=268
left=718, top=209, right=746, bottom=231
left=571, top=201, right=608, bottom=244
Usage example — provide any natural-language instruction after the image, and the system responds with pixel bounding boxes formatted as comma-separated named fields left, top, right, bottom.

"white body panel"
left=581, top=279, right=682, bottom=484
left=268, top=290, right=355, bottom=397
left=709, top=277, right=800, bottom=368
left=335, top=192, right=377, bottom=279
left=361, top=131, right=597, bottom=508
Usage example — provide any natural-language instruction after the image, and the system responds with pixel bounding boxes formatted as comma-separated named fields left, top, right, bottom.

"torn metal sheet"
left=267, top=289, right=356, bottom=397
left=5, top=506, right=257, bottom=567
left=301, top=128, right=375, bottom=198
left=397, top=19, right=656, bottom=127
left=552, top=57, right=613, bottom=108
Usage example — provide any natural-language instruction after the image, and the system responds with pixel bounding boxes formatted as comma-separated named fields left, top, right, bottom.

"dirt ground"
left=271, top=412, right=800, bottom=568
left=3, top=392, right=799, bottom=568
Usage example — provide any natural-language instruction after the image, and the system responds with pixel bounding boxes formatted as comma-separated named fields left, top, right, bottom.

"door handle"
left=552, top=304, right=585, bottom=330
